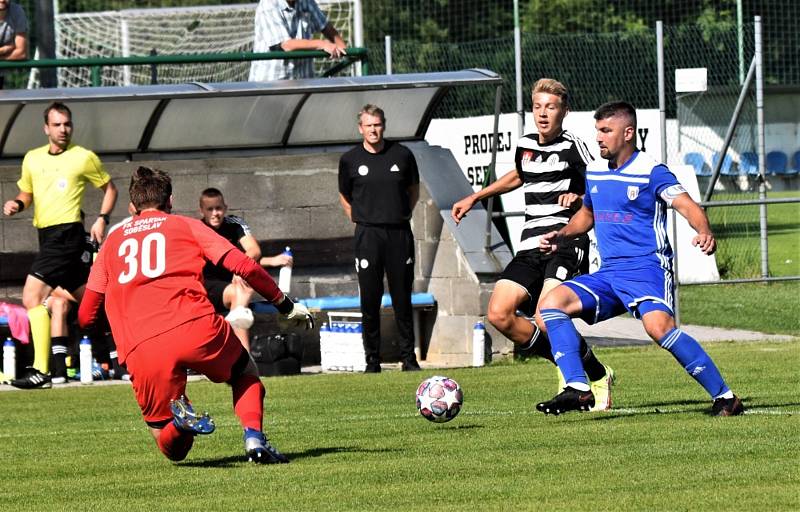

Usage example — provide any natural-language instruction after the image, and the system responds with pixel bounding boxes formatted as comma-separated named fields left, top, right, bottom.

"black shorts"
left=498, top=234, right=589, bottom=316
left=204, top=278, right=230, bottom=312
left=30, top=222, right=90, bottom=293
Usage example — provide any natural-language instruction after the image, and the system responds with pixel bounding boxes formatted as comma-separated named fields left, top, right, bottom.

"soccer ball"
left=415, top=375, right=463, bottom=423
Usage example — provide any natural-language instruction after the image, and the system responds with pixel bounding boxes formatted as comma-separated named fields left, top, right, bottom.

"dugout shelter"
left=0, top=70, right=512, bottom=366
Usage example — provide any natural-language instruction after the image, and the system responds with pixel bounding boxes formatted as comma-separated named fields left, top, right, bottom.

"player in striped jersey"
left=451, top=78, right=614, bottom=410
left=536, top=101, right=743, bottom=416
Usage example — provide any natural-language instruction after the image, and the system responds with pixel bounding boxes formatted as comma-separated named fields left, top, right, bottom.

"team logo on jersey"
left=627, top=186, right=639, bottom=200
left=390, top=164, right=400, bottom=172
left=547, top=154, right=561, bottom=166
left=358, top=165, right=369, bottom=176
left=57, top=178, right=67, bottom=190
left=521, top=150, right=534, bottom=164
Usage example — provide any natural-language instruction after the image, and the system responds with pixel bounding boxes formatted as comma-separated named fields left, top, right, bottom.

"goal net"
left=46, top=1, right=360, bottom=88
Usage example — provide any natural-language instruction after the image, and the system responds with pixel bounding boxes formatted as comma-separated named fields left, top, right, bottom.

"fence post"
left=484, top=84, right=503, bottom=252
left=657, top=21, right=666, bottom=163
left=737, top=0, right=745, bottom=84
left=659, top=21, right=680, bottom=323
left=121, top=18, right=131, bottom=86
left=513, top=0, right=524, bottom=136
left=35, top=0, right=58, bottom=87
left=150, top=49, right=158, bottom=85
left=384, top=35, right=392, bottom=75
left=90, top=66, right=101, bottom=87
left=353, top=0, right=364, bottom=76
left=754, top=16, right=768, bottom=279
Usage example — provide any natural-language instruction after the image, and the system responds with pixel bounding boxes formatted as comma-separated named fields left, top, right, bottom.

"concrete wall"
left=0, top=153, right=352, bottom=252
left=0, top=143, right=512, bottom=366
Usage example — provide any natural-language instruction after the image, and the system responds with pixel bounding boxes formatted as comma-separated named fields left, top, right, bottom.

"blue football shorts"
left=562, top=262, right=675, bottom=324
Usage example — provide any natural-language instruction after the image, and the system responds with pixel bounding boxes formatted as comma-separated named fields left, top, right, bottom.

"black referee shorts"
left=30, top=222, right=90, bottom=293
left=499, top=234, right=589, bottom=316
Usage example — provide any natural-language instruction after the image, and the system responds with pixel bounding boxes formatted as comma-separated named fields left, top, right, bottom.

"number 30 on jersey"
left=117, top=232, right=167, bottom=283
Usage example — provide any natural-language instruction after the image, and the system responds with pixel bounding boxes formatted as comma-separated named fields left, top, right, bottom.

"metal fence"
left=466, top=17, right=799, bottom=291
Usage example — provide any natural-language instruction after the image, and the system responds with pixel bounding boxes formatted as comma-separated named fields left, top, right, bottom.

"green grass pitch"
left=1, top=339, right=798, bottom=511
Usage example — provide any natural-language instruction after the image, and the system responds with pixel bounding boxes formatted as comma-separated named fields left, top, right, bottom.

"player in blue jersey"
left=534, top=101, right=744, bottom=417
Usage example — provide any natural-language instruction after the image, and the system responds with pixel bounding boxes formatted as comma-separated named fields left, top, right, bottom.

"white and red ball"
left=415, top=375, right=463, bottom=423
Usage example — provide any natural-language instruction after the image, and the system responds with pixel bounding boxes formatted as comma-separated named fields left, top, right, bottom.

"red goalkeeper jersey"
left=85, top=211, right=236, bottom=360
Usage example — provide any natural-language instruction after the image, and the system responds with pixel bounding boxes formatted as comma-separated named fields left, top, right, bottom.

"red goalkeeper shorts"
left=125, top=313, right=244, bottom=424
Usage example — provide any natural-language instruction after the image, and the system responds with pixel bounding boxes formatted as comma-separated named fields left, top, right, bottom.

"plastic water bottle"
left=472, top=321, right=485, bottom=367
left=79, top=336, right=93, bottom=384
left=3, top=337, right=15, bottom=380
left=278, top=246, right=293, bottom=293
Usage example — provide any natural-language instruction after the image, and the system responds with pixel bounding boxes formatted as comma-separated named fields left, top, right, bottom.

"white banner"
left=424, top=114, right=520, bottom=192
left=666, top=165, right=720, bottom=283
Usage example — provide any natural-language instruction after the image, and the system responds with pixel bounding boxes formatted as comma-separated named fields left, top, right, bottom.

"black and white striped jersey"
left=514, top=130, right=593, bottom=252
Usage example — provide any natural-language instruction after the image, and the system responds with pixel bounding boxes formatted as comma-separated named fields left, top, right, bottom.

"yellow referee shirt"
left=17, top=144, right=111, bottom=229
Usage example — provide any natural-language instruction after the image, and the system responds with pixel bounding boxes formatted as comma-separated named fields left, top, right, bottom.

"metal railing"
left=0, top=48, right=369, bottom=87
left=678, top=195, right=800, bottom=284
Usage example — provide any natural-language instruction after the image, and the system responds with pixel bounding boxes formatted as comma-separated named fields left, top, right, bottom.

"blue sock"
left=659, top=328, right=730, bottom=399
left=540, top=309, right=588, bottom=386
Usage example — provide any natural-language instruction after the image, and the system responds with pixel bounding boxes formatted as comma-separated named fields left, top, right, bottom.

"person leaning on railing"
left=0, top=0, right=28, bottom=89
left=248, top=0, right=347, bottom=82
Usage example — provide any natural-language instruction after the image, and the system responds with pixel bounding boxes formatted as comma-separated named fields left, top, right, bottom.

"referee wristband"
left=13, top=199, right=24, bottom=212
left=98, top=213, right=110, bottom=223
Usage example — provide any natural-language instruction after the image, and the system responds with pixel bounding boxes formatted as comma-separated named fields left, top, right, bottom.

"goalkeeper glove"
left=277, top=296, right=315, bottom=330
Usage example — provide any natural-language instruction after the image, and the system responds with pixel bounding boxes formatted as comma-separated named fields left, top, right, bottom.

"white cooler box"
left=320, top=312, right=366, bottom=372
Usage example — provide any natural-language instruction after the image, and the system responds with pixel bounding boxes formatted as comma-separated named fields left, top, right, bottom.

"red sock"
left=232, top=374, right=265, bottom=431
left=156, top=422, right=195, bottom=461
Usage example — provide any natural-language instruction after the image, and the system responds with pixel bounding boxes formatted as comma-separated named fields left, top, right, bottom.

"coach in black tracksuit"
left=338, top=104, right=421, bottom=373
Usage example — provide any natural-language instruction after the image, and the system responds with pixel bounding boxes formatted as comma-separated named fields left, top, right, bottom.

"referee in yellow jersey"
left=3, top=102, right=117, bottom=388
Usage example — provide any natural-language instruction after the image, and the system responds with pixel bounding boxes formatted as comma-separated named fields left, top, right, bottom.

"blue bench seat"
left=251, top=292, right=435, bottom=314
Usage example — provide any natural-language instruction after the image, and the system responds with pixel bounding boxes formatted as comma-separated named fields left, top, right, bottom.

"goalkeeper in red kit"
left=78, top=166, right=314, bottom=464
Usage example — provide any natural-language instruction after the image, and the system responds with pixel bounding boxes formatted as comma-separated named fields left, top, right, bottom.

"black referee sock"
left=580, top=336, right=607, bottom=382
left=51, top=336, right=69, bottom=379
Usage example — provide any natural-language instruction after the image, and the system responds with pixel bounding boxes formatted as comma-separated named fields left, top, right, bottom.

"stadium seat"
left=740, top=151, right=759, bottom=176
left=789, top=150, right=800, bottom=176
left=766, top=151, right=788, bottom=175
left=712, top=152, right=736, bottom=175
left=683, top=152, right=709, bottom=176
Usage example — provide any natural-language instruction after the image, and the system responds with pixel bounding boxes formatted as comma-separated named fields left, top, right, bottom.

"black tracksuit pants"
left=354, top=223, right=415, bottom=363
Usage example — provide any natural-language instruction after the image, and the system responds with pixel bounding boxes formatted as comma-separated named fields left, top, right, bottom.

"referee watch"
left=98, top=213, right=110, bottom=224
